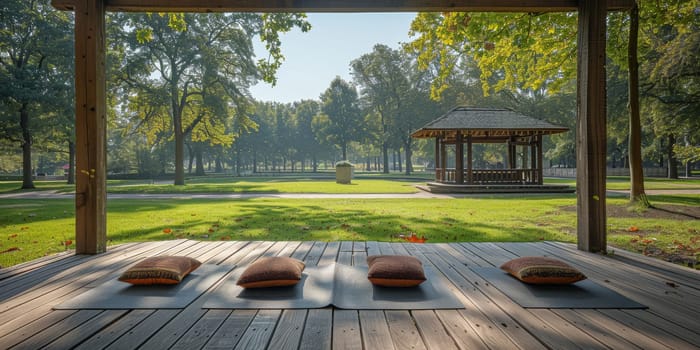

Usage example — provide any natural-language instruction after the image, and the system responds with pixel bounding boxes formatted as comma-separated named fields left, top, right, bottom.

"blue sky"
left=250, top=13, right=417, bottom=103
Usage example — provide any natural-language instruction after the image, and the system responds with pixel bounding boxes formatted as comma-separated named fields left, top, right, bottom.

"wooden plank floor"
left=1, top=240, right=699, bottom=349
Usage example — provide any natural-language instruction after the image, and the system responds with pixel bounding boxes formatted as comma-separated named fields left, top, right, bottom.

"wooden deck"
left=1, top=240, right=699, bottom=349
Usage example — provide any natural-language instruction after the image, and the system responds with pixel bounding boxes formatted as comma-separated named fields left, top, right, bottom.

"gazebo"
left=412, top=107, right=572, bottom=193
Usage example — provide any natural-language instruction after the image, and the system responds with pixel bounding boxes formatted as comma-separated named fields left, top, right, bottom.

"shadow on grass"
left=104, top=199, right=557, bottom=244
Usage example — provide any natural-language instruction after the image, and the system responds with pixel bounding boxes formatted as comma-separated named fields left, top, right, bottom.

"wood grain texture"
left=576, top=0, right=608, bottom=253
left=2, top=241, right=699, bottom=350
left=332, top=310, right=362, bottom=350
left=52, top=0, right=634, bottom=12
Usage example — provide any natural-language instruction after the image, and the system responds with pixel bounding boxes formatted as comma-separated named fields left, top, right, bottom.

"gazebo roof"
left=411, top=107, right=569, bottom=140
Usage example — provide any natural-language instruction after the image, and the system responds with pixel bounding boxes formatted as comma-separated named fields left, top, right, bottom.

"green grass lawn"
left=0, top=177, right=422, bottom=194
left=544, top=176, right=700, bottom=190
left=2, top=175, right=699, bottom=195
left=1, top=193, right=697, bottom=268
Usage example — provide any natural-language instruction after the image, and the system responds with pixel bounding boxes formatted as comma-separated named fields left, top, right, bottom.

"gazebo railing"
left=436, top=168, right=539, bottom=184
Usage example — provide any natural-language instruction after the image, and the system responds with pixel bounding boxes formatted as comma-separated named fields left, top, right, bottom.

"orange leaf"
left=163, top=228, right=172, bottom=234
left=0, top=247, right=21, bottom=254
left=628, top=226, right=639, bottom=232
left=65, top=240, right=73, bottom=246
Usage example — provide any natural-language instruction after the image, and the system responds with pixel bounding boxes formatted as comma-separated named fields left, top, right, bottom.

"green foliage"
left=0, top=0, right=74, bottom=186
left=110, top=12, right=310, bottom=183
left=673, top=144, right=700, bottom=164
left=408, top=12, right=577, bottom=99
left=319, top=77, right=363, bottom=160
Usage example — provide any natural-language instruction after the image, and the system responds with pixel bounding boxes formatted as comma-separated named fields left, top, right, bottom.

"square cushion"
left=367, top=255, right=426, bottom=287
left=500, top=256, right=587, bottom=284
left=236, top=256, right=305, bottom=288
left=119, top=256, right=202, bottom=285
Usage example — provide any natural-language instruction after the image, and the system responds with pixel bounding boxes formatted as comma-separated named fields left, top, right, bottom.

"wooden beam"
left=74, top=0, right=107, bottom=254
left=576, top=0, right=607, bottom=253
left=434, top=137, right=440, bottom=182
left=455, top=133, right=464, bottom=184
left=52, top=0, right=634, bottom=12
left=536, top=135, right=544, bottom=185
left=466, top=135, right=473, bottom=184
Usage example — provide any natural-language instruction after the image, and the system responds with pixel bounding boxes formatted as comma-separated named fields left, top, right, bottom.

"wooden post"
left=537, top=135, right=544, bottom=185
left=577, top=0, right=607, bottom=252
left=530, top=136, right=537, bottom=184
left=74, top=0, right=107, bottom=254
left=440, top=140, right=446, bottom=182
left=455, top=133, right=464, bottom=184
left=467, top=135, right=473, bottom=184
left=434, top=137, right=440, bottom=182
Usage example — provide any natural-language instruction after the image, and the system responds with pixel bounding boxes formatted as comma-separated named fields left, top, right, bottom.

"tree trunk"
left=667, top=134, right=678, bottom=179
left=627, top=2, right=648, bottom=206
left=67, top=140, right=76, bottom=185
left=382, top=142, right=389, bottom=174
left=397, top=150, right=402, bottom=172
left=174, top=115, right=185, bottom=185
left=215, top=155, right=223, bottom=173
left=186, top=143, right=194, bottom=174
left=195, top=147, right=205, bottom=176
left=236, top=145, right=242, bottom=176
left=404, top=141, right=413, bottom=175
left=20, top=103, right=35, bottom=189
left=341, top=143, right=347, bottom=160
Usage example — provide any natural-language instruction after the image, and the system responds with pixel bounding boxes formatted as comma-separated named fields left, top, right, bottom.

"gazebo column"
left=455, top=133, right=464, bottom=184
left=74, top=0, right=107, bottom=254
left=467, top=135, right=473, bottom=184
left=577, top=0, right=607, bottom=252
left=537, top=135, right=544, bottom=185
left=440, top=139, right=447, bottom=182
left=507, top=136, right=516, bottom=169
left=530, top=136, right=537, bottom=184
left=434, top=137, right=441, bottom=182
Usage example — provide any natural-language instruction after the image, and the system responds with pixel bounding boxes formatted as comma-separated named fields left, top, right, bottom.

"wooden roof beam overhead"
left=52, top=0, right=634, bottom=12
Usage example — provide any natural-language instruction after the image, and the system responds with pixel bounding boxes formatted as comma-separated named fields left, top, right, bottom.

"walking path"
left=1, top=188, right=699, bottom=199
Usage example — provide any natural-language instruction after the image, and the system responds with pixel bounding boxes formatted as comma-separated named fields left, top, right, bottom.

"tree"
left=626, top=2, right=649, bottom=205
left=292, top=100, right=321, bottom=171
left=351, top=44, right=411, bottom=173
left=319, top=77, right=363, bottom=160
left=0, top=0, right=73, bottom=188
left=114, top=13, right=310, bottom=185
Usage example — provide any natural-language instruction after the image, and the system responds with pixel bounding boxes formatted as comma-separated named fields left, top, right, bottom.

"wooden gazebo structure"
left=52, top=0, right=632, bottom=254
left=412, top=107, right=570, bottom=192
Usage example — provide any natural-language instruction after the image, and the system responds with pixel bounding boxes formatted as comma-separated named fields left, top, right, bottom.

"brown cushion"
left=236, top=257, right=305, bottom=288
left=367, top=255, right=426, bottom=287
left=500, top=256, right=587, bottom=284
left=118, top=256, right=201, bottom=285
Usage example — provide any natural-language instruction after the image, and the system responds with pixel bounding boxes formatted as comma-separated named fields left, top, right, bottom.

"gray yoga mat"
left=54, top=264, right=231, bottom=309
left=203, top=263, right=464, bottom=310
left=471, top=267, right=647, bottom=309
left=332, top=264, right=465, bottom=310
left=203, top=263, right=335, bottom=309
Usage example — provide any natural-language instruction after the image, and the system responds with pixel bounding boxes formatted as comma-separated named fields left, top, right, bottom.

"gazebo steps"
left=419, top=182, right=575, bottom=194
